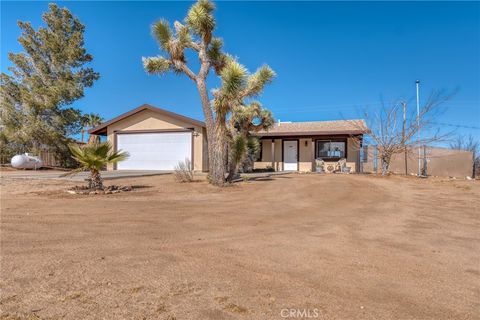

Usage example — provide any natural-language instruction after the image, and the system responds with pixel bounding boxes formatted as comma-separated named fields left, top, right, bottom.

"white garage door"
left=116, top=132, right=192, bottom=170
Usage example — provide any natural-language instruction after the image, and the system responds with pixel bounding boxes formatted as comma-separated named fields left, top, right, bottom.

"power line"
left=429, top=122, right=480, bottom=130
left=272, top=104, right=381, bottom=113
left=271, top=109, right=479, bottom=130
left=271, top=102, right=479, bottom=112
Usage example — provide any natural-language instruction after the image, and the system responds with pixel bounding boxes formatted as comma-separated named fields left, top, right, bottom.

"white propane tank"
left=11, top=153, right=43, bottom=169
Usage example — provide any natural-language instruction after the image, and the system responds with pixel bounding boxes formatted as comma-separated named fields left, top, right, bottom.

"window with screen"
left=316, top=140, right=346, bottom=159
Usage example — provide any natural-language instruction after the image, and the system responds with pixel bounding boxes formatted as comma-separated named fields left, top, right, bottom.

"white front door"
left=283, top=140, right=298, bottom=171
left=116, top=131, right=192, bottom=170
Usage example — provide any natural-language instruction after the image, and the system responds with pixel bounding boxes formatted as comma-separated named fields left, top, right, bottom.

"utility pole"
left=423, top=145, right=428, bottom=176
left=402, top=101, right=408, bottom=175
left=415, top=80, right=421, bottom=176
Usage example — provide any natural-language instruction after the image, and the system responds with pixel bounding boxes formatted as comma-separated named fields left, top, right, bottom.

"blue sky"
left=1, top=1, right=479, bottom=141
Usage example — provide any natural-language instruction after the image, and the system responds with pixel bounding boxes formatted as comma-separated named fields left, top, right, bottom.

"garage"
left=88, top=104, right=207, bottom=171
left=116, top=131, right=192, bottom=170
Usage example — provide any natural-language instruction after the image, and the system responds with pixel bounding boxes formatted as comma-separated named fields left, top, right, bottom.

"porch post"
left=357, top=147, right=361, bottom=173
left=311, top=138, right=315, bottom=171
left=271, top=139, right=275, bottom=171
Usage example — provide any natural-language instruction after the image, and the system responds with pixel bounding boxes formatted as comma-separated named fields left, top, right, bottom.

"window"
left=362, top=145, right=369, bottom=163
left=316, top=140, right=346, bottom=159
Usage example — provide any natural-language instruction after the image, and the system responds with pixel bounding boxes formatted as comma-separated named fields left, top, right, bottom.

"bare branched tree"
left=450, top=135, right=479, bottom=178
left=352, top=90, right=455, bottom=175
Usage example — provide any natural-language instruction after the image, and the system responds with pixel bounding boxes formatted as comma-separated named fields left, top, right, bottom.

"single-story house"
left=89, top=104, right=368, bottom=172
left=252, top=120, right=367, bottom=173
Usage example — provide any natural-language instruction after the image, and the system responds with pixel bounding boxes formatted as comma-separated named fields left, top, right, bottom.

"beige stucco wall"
left=255, top=137, right=361, bottom=173
left=363, top=145, right=473, bottom=177
left=299, top=138, right=313, bottom=172
left=345, top=137, right=360, bottom=172
left=255, top=139, right=283, bottom=171
left=105, top=109, right=206, bottom=171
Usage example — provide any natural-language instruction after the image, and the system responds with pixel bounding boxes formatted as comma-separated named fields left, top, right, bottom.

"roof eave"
left=88, top=104, right=205, bottom=136
left=252, top=130, right=367, bottom=137
left=89, top=127, right=108, bottom=135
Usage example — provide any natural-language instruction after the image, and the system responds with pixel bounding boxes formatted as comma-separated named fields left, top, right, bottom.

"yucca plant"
left=65, top=142, right=129, bottom=190
left=143, top=0, right=228, bottom=185
left=226, top=102, right=274, bottom=181
left=211, top=59, right=275, bottom=181
left=142, top=0, right=275, bottom=186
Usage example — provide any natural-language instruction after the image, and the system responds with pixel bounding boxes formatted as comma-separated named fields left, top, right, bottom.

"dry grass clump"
left=174, top=158, right=194, bottom=182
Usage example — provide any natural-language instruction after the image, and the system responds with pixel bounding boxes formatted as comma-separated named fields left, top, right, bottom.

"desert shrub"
left=174, top=158, right=194, bottom=182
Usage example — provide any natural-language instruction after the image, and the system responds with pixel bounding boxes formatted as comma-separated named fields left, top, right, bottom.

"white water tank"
left=11, top=153, right=43, bottom=169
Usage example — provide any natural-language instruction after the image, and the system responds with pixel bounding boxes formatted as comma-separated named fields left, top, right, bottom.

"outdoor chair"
left=337, top=158, right=352, bottom=173
left=315, top=159, right=325, bottom=173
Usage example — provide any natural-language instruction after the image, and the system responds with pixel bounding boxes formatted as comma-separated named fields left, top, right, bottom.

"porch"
left=254, top=136, right=362, bottom=173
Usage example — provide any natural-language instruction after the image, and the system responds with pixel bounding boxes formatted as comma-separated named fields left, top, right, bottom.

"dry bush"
left=174, top=158, right=194, bottom=182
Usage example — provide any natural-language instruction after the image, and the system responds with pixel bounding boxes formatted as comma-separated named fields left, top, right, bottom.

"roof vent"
left=277, top=119, right=292, bottom=126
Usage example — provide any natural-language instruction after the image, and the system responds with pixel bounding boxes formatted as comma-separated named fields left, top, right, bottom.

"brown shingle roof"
left=254, top=119, right=368, bottom=137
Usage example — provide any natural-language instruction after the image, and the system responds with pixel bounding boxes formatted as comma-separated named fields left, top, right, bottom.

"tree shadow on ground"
left=130, top=185, right=154, bottom=189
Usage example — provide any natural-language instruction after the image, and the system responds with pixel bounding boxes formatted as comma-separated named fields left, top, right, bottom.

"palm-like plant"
left=65, top=142, right=128, bottom=190
left=80, top=113, right=104, bottom=143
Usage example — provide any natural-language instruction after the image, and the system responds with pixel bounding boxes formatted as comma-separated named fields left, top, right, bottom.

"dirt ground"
left=1, top=173, right=479, bottom=320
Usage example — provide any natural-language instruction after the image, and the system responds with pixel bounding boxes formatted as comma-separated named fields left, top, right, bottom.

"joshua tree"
left=210, top=58, right=275, bottom=181
left=226, top=102, right=274, bottom=180
left=65, top=142, right=128, bottom=190
left=240, top=137, right=262, bottom=173
left=143, top=0, right=274, bottom=185
left=143, top=0, right=227, bottom=185
left=81, top=113, right=104, bottom=143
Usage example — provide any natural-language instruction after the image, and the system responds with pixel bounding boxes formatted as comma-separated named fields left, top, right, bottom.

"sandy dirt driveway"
left=1, top=174, right=479, bottom=320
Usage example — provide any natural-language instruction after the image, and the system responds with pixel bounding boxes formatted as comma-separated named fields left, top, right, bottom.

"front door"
left=283, top=140, right=298, bottom=171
